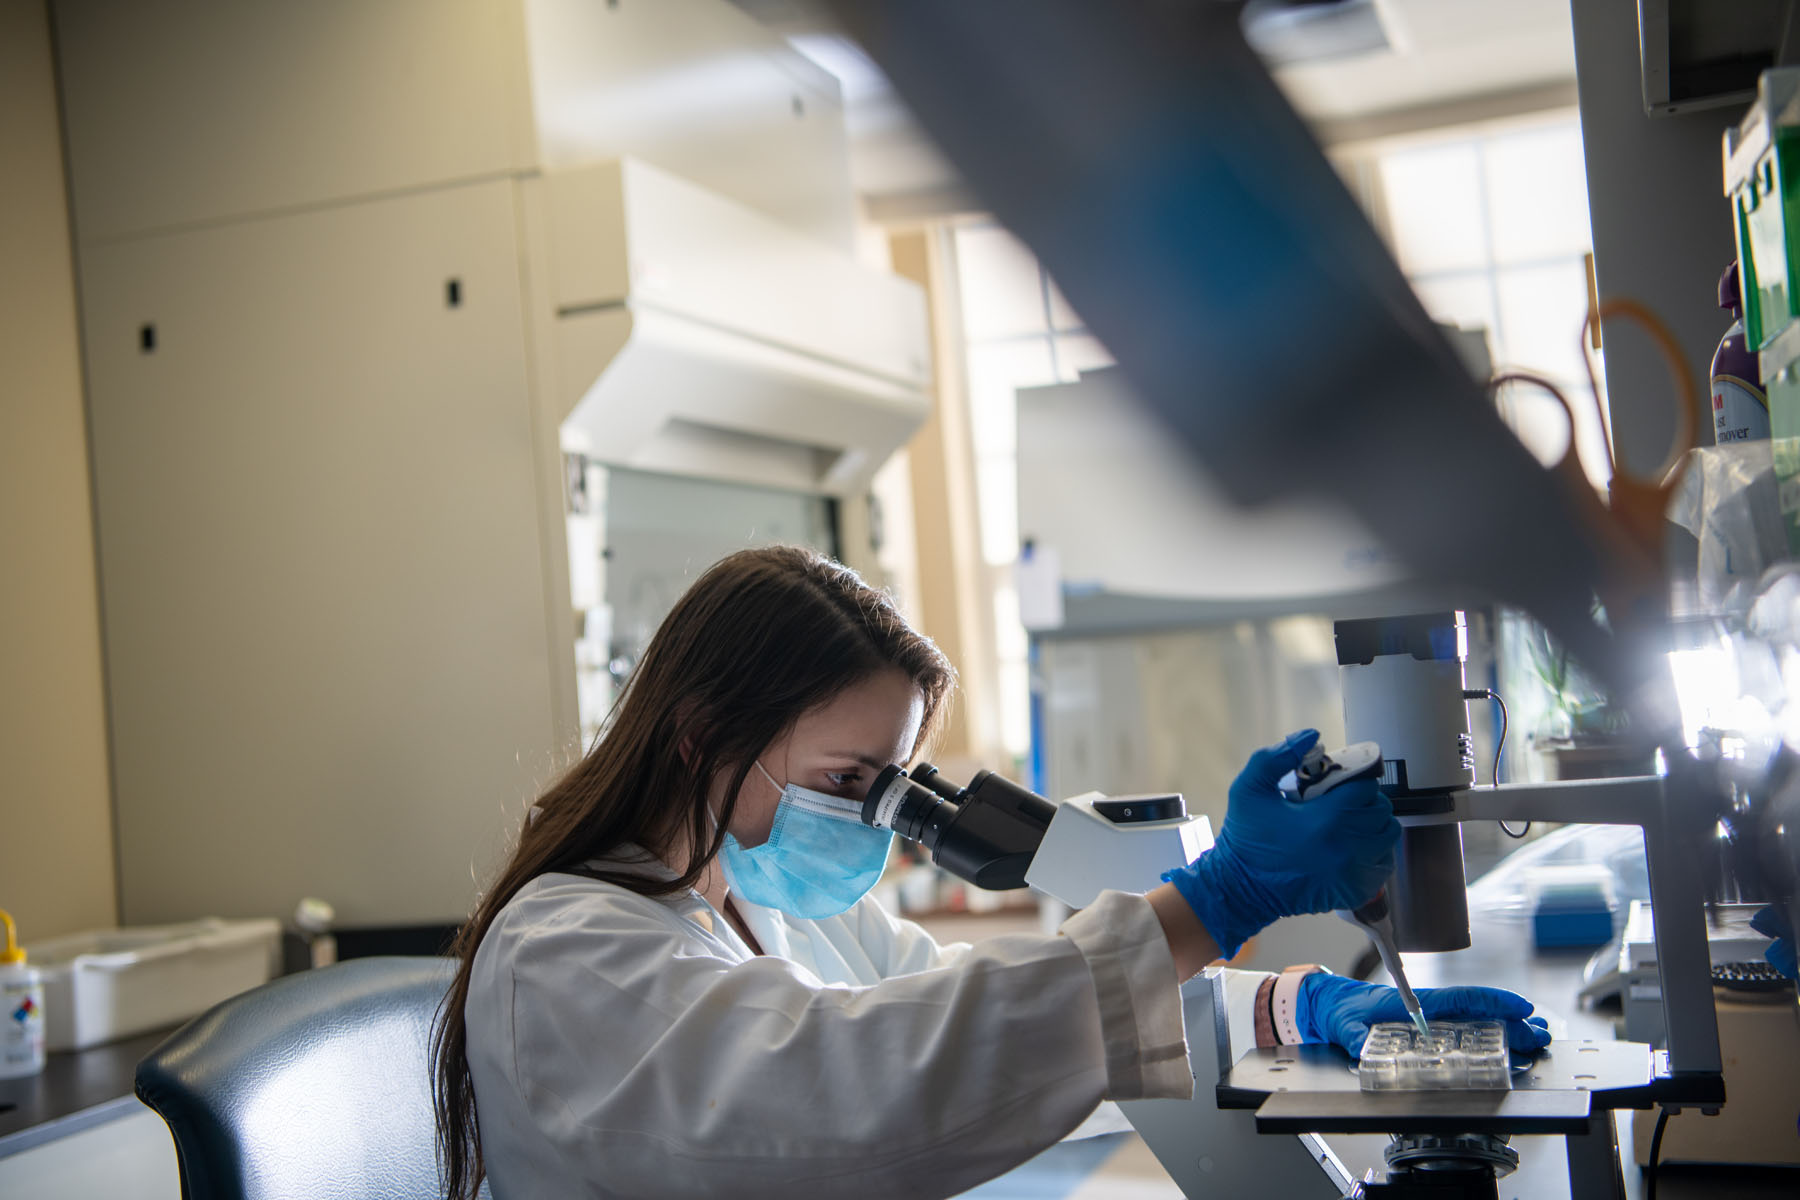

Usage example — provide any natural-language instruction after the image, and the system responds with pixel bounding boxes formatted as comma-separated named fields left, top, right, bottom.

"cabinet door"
left=53, top=0, right=531, bottom=241
left=0, top=1109, right=179, bottom=1200
left=81, top=179, right=558, bottom=925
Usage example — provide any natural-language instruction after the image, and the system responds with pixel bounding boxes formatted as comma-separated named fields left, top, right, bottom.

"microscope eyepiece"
left=908, top=763, right=964, bottom=802
left=863, top=764, right=957, bottom=849
left=861, top=763, right=1057, bottom=890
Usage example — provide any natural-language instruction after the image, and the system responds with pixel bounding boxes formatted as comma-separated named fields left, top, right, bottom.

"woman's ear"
left=671, top=701, right=702, bottom=767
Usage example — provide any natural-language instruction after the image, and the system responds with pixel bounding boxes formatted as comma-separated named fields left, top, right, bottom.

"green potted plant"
left=1524, top=620, right=1651, bottom=780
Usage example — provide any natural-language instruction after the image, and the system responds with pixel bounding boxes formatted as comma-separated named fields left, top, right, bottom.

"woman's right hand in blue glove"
left=1752, top=905, right=1797, bottom=979
left=1161, top=729, right=1401, bottom=958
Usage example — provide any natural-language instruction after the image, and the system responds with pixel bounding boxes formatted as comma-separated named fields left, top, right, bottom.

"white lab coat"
left=464, top=848, right=1269, bottom=1199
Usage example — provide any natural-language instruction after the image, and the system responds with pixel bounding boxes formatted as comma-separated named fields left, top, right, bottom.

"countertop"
left=0, top=1027, right=176, bottom=1158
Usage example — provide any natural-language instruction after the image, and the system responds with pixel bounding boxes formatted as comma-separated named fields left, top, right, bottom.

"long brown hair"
left=432, top=546, right=954, bottom=1199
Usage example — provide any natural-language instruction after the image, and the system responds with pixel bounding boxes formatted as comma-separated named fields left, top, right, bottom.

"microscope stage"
left=1219, top=1039, right=1658, bottom=1135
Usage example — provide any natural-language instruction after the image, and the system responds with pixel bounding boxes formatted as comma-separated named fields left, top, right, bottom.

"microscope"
left=861, top=610, right=1741, bottom=1199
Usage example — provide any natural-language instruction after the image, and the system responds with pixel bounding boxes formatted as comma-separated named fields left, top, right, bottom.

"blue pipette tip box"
left=1526, top=864, right=1617, bottom=949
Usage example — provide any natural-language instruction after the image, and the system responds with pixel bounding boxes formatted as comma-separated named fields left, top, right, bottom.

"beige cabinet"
left=80, top=179, right=557, bottom=924
left=52, top=0, right=849, bottom=247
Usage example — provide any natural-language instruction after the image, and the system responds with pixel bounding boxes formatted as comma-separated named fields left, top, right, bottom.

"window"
left=1348, top=112, right=1610, bottom=485
left=948, top=111, right=1603, bottom=763
left=952, top=221, right=1113, bottom=760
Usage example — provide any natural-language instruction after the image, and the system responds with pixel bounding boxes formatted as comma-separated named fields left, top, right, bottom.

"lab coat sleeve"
left=1223, top=966, right=1277, bottom=1064
left=861, top=909, right=1270, bottom=1092
left=853, top=894, right=974, bottom=977
left=852, top=904, right=1264, bottom=1075
left=491, top=887, right=1185, bottom=1200
left=1058, top=890, right=1192, bottom=1100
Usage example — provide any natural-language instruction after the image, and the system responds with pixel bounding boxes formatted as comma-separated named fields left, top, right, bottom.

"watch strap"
left=1273, top=964, right=1325, bottom=1046
left=1253, top=974, right=1279, bottom=1048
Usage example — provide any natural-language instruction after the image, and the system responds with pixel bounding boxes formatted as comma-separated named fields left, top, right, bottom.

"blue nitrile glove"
left=1295, top=972, right=1554, bottom=1058
left=1751, top=905, right=1798, bottom=980
left=1163, top=729, right=1401, bottom=958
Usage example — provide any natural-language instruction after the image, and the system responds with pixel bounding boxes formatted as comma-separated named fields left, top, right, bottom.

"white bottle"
left=0, top=909, right=46, bottom=1079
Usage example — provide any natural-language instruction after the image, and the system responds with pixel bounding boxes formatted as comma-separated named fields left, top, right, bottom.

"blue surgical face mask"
left=716, top=761, right=894, bottom=920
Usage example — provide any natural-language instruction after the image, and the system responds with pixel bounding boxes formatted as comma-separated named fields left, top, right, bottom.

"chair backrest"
left=136, top=955, right=457, bottom=1200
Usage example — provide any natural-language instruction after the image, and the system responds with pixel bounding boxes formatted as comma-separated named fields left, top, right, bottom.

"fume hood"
left=537, top=158, right=930, bottom=740
left=546, top=158, right=929, bottom=498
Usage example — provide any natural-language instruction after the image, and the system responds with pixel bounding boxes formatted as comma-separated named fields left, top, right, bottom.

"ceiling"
left=727, top=0, right=1580, bottom=216
left=1272, top=0, right=1577, bottom=121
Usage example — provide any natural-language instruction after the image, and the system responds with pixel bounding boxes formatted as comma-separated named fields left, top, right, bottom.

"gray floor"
left=955, top=1133, right=1146, bottom=1200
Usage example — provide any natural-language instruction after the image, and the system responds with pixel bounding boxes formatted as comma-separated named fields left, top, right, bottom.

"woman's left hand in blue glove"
left=1296, top=972, right=1553, bottom=1059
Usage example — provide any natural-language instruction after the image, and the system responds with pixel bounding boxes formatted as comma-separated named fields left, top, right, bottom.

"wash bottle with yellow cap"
left=0, top=910, right=46, bottom=1078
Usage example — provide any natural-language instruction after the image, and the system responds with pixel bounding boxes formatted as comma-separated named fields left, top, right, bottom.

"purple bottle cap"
left=1720, top=261, right=1741, bottom=312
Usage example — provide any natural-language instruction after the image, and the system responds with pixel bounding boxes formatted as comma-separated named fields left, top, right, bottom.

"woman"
left=434, top=546, right=1548, bottom=1198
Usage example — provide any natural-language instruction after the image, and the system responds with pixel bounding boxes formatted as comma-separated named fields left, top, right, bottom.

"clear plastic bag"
left=1667, top=442, right=1785, bottom=612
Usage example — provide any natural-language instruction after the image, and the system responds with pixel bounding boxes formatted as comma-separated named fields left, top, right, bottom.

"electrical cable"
left=1645, top=1106, right=1672, bottom=1200
left=1465, top=687, right=1526, bottom=837
left=1487, top=689, right=1508, bottom=790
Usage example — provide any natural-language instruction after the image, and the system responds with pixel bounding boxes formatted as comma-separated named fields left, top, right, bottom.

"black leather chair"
left=136, top=955, right=467, bottom=1200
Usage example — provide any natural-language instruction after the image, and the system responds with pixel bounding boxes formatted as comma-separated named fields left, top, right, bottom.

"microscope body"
left=862, top=761, right=1211, bottom=905
left=1023, top=795, right=1212, bottom=907
left=1336, top=611, right=1479, bottom=952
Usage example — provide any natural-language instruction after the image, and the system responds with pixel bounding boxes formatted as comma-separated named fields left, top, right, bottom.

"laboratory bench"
left=0, top=1025, right=172, bottom=1158
left=0, top=1025, right=181, bottom=1199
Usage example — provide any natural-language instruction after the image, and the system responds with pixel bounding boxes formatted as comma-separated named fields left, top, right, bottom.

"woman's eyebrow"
left=824, top=751, right=891, bottom=770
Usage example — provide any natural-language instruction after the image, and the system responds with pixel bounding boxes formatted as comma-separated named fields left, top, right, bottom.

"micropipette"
left=1281, top=741, right=1431, bottom=1040
left=1351, top=891, right=1432, bottom=1040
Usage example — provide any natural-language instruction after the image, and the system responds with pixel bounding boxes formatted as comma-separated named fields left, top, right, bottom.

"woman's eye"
left=825, top=772, right=860, bottom=789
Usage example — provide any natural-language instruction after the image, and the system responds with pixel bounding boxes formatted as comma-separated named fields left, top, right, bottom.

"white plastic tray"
left=29, top=918, right=281, bottom=1052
